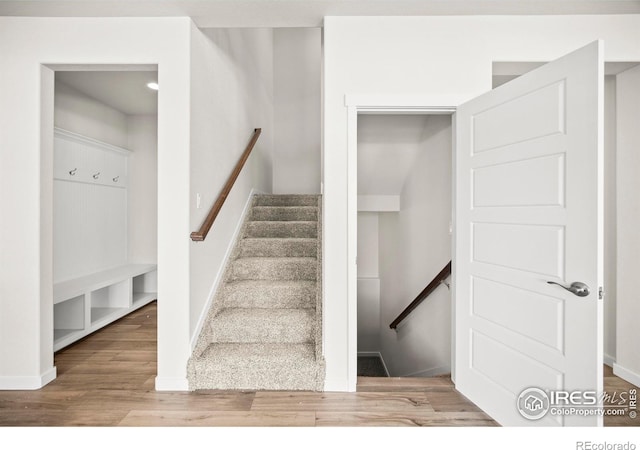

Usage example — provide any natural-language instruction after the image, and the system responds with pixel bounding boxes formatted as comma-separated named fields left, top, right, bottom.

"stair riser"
left=189, top=364, right=321, bottom=391
left=209, top=318, right=314, bottom=344
left=187, top=343, right=323, bottom=391
left=238, top=239, right=317, bottom=258
left=253, top=195, right=318, bottom=207
left=223, top=284, right=316, bottom=309
left=252, top=207, right=318, bottom=222
left=245, top=222, right=317, bottom=238
left=229, top=260, right=317, bottom=281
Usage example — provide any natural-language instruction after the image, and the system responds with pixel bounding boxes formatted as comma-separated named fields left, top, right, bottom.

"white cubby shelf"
left=53, top=263, right=157, bottom=351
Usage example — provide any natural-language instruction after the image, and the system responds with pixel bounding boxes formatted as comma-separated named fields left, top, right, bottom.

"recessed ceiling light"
left=147, top=82, right=159, bottom=91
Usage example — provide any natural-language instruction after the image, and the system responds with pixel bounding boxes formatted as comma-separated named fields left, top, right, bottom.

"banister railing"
left=389, top=261, right=452, bottom=330
left=190, top=128, right=262, bottom=242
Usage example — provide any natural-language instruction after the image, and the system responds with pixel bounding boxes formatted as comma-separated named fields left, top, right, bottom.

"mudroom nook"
left=52, top=71, right=158, bottom=352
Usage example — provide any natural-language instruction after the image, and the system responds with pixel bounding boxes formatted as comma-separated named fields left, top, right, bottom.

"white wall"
left=54, top=80, right=129, bottom=148
left=127, top=114, right=158, bottom=264
left=272, top=28, right=321, bottom=194
left=323, top=15, right=640, bottom=390
left=0, top=17, right=192, bottom=390
left=357, top=213, right=379, bottom=279
left=378, top=115, right=452, bottom=377
left=615, top=64, right=640, bottom=385
left=357, top=212, right=380, bottom=352
left=357, top=115, right=429, bottom=195
left=189, top=26, right=274, bottom=341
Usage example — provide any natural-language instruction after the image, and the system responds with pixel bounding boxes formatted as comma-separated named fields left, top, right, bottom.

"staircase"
left=187, top=194, right=325, bottom=391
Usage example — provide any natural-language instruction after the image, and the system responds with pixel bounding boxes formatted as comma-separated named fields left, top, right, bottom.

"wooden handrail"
left=389, top=261, right=452, bottom=330
left=190, top=128, right=262, bottom=242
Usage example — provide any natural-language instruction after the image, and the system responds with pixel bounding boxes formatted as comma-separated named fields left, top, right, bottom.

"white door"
left=454, top=41, right=604, bottom=426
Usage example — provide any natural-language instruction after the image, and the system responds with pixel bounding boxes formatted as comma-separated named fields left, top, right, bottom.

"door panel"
left=473, top=153, right=565, bottom=207
left=455, top=41, right=604, bottom=426
left=472, top=277, right=564, bottom=352
left=472, top=80, right=565, bottom=153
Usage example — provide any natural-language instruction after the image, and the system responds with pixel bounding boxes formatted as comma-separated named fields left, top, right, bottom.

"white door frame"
left=344, top=94, right=463, bottom=391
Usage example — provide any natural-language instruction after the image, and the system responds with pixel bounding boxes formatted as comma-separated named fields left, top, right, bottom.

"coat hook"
left=92, top=172, right=100, bottom=180
left=69, top=168, right=77, bottom=176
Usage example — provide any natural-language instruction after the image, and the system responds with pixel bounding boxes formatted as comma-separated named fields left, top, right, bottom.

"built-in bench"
left=53, top=263, right=157, bottom=351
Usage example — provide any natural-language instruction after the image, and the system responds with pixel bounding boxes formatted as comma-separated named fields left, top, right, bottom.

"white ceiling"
left=56, top=71, right=158, bottom=115
left=1, top=1, right=639, bottom=27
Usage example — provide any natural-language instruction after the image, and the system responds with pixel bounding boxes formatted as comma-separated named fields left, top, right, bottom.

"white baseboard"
left=604, top=353, right=616, bottom=368
left=324, top=376, right=352, bottom=392
left=613, top=363, right=640, bottom=388
left=358, top=351, right=390, bottom=377
left=401, top=365, right=451, bottom=378
left=41, top=367, right=57, bottom=386
left=190, top=188, right=261, bottom=351
left=155, top=376, right=189, bottom=391
left=0, top=366, right=57, bottom=390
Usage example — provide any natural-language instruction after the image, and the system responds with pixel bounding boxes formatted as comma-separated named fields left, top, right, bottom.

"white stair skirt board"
left=187, top=194, right=325, bottom=391
left=613, top=363, right=640, bottom=388
left=0, top=367, right=57, bottom=390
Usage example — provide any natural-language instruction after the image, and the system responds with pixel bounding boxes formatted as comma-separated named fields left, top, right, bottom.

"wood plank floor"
left=0, top=301, right=636, bottom=427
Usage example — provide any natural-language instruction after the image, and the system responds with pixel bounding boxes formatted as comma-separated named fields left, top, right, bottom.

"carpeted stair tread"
left=251, top=206, right=318, bottom=222
left=253, top=195, right=319, bottom=207
left=238, top=237, right=317, bottom=258
left=223, top=280, right=316, bottom=308
left=188, top=343, right=321, bottom=390
left=229, top=257, right=317, bottom=281
left=209, top=308, right=314, bottom=343
left=244, top=221, right=317, bottom=238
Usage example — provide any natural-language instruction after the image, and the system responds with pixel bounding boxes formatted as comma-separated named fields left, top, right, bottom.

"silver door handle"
left=547, top=281, right=590, bottom=297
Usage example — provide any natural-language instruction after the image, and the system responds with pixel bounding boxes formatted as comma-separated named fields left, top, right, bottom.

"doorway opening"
left=356, top=112, right=454, bottom=380
left=50, top=68, right=159, bottom=363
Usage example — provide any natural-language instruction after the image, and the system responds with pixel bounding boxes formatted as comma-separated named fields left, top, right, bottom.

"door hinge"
left=598, top=286, right=605, bottom=300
